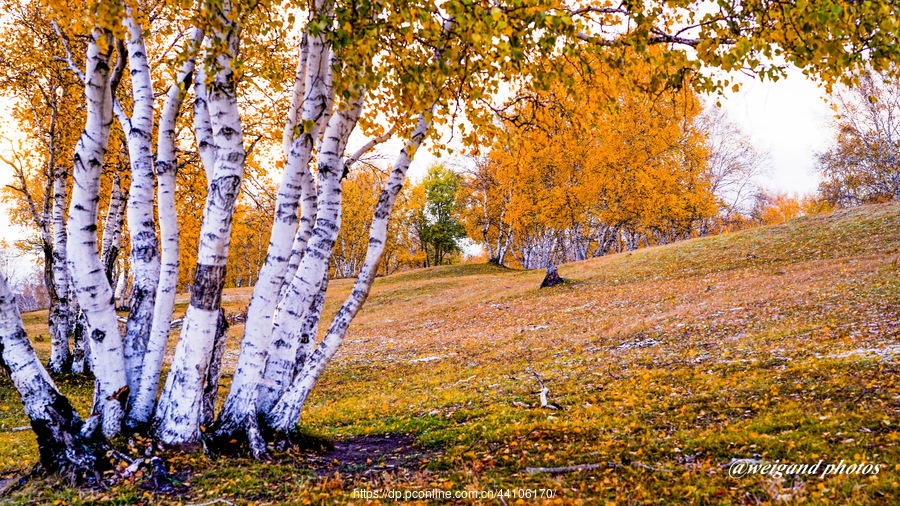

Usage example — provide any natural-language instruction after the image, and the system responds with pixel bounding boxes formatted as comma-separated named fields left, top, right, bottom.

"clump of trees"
left=413, top=165, right=468, bottom=267
left=459, top=55, right=753, bottom=268
left=817, top=70, right=900, bottom=207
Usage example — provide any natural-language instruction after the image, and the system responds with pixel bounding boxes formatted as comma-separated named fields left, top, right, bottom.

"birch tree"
left=64, top=26, right=128, bottom=439
left=118, top=9, right=162, bottom=401
left=0, top=273, right=103, bottom=481
left=153, top=0, right=247, bottom=443
left=817, top=70, right=900, bottom=207
left=0, top=1, right=84, bottom=373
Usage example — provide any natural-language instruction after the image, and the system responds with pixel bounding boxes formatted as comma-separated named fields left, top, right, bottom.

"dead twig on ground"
left=525, top=367, right=561, bottom=409
left=526, top=460, right=674, bottom=474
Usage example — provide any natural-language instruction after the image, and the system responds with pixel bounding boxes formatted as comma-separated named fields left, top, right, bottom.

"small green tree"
left=415, top=165, right=467, bottom=267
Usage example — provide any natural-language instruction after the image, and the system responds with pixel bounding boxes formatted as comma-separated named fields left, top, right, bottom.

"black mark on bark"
left=190, top=264, right=227, bottom=310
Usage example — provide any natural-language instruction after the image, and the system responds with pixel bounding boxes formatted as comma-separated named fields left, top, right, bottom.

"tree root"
left=208, top=413, right=270, bottom=459
left=0, top=463, right=42, bottom=496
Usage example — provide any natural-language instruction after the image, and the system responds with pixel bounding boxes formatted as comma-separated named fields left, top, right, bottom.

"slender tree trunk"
left=256, top=96, right=364, bottom=417
left=48, top=166, right=72, bottom=374
left=43, top=240, right=69, bottom=373
left=66, top=30, right=128, bottom=438
left=4, top=109, right=72, bottom=374
left=267, top=110, right=432, bottom=431
left=100, top=171, right=127, bottom=288
left=200, top=309, right=229, bottom=429
left=193, top=72, right=217, bottom=184
left=69, top=296, right=87, bottom=374
left=214, top=31, right=332, bottom=445
left=293, top=271, right=328, bottom=361
left=127, top=28, right=203, bottom=428
left=120, top=13, right=161, bottom=403
left=154, top=14, right=245, bottom=445
left=0, top=275, right=105, bottom=480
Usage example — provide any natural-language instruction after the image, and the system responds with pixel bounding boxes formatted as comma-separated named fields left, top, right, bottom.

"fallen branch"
left=187, top=499, right=238, bottom=506
left=455, top=375, right=477, bottom=384
left=526, top=461, right=674, bottom=474
left=525, top=367, right=560, bottom=409
left=526, top=463, right=603, bottom=473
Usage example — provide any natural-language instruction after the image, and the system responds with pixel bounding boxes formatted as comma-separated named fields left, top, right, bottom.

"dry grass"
left=3, top=202, right=900, bottom=504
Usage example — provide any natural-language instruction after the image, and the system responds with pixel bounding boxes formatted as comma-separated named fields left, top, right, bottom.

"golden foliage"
left=464, top=52, right=717, bottom=267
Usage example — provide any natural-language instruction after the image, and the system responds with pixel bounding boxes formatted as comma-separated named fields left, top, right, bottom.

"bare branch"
left=51, top=21, right=86, bottom=83
left=343, top=124, right=399, bottom=171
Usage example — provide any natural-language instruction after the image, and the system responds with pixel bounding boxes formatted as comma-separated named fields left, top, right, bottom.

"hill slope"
left=3, top=203, right=900, bottom=504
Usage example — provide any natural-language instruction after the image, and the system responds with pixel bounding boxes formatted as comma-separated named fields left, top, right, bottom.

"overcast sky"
left=713, top=68, right=835, bottom=195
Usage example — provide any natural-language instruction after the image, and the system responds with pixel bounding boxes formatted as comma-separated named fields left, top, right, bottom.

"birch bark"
left=70, top=299, right=87, bottom=374
left=215, top=28, right=333, bottom=443
left=48, top=165, right=72, bottom=373
left=2, top=146, right=72, bottom=373
left=66, top=30, right=128, bottom=438
left=154, top=11, right=246, bottom=444
left=120, top=13, right=161, bottom=400
left=100, top=170, right=126, bottom=287
left=194, top=70, right=217, bottom=184
left=0, top=275, right=97, bottom=475
left=127, top=28, right=203, bottom=427
left=257, top=95, right=364, bottom=416
left=267, top=110, right=432, bottom=431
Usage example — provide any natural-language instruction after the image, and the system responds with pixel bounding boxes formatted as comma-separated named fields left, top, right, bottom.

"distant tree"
left=414, top=165, right=467, bottom=267
left=459, top=156, right=514, bottom=266
left=331, top=167, right=421, bottom=278
left=817, top=70, right=900, bottom=207
left=698, top=107, right=770, bottom=233
left=466, top=53, right=716, bottom=269
left=749, top=192, right=830, bottom=226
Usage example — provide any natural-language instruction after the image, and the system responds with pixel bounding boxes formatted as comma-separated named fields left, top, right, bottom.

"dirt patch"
left=297, top=434, right=431, bottom=476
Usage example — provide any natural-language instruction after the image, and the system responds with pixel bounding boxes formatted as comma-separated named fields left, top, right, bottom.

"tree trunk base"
left=209, top=413, right=269, bottom=459
left=540, top=264, right=564, bottom=288
left=266, top=426, right=333, bottom=454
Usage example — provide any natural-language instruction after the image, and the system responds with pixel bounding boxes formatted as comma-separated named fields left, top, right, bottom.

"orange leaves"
left=467, top=52, right=716, bottom=266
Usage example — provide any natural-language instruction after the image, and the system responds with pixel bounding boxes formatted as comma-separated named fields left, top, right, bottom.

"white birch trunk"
left=278, top=125, right=395, bottom=384
left=121, top=13, right=161, bottom=400
left=66, top=30, right=127, bottom=438
left=289, top=271, right=328, bottom=373
left=100, top=170, right=127, bottom=287
left=201, top=309, right=228, bottom=429
left=127, top=29, right=203, bottom=427
left=48, top=167, right=72, bottom=373
left=154, top=13, right=245, bottom=444
left=194, top=65, right=217, bottom=184
left=215, top=30, right=333, bottom=442
left=257, top=96, right=364, bottom=416
left=267, top=111, right=432, bottom=431
left=0, top=274, right=99, bottom=473
left=70, top=298, right=87, bottom=374
left=7, top=152, right=72, bottom=373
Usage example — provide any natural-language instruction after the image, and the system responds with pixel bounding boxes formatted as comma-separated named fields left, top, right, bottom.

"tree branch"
left=51, top=21, right=86, bottom=83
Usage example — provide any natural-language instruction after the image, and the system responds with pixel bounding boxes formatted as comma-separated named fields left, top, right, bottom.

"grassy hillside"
left=3, top=203, right=900, bottom=504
